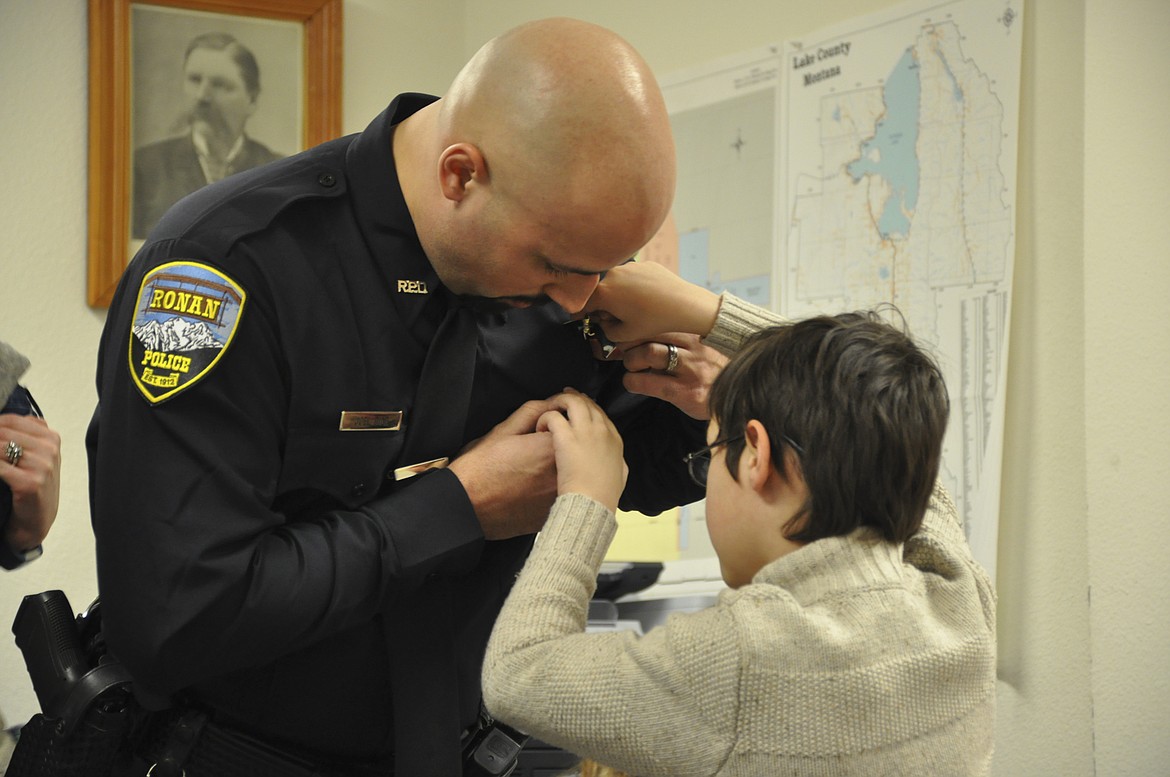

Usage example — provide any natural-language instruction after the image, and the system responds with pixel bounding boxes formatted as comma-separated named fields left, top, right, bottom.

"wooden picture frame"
left=87, top=0, right=342, bottom=307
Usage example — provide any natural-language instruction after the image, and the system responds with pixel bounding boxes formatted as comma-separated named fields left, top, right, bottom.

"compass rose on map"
left=999, top=6, right=1017, bottom=33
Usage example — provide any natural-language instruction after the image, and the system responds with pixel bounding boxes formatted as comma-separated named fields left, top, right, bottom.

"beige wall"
left=1, top=1, right=1167, bottom=774
left=1083, top=0, right=1170, bottom=768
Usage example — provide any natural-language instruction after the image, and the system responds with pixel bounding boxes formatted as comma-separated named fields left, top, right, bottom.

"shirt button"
left=318, top=172, right=337, bottom=187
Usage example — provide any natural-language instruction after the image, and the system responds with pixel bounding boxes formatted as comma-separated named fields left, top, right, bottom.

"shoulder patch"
left=128, top=261, right=246, bottom=404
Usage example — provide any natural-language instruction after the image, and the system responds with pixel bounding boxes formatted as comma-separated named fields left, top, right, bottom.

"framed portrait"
left=87, top=0, right=342, bottom=307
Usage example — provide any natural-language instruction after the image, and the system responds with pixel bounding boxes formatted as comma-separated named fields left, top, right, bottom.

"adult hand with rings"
left=1, top=413, right=62, bottom=552
left=578, top=261, right=729, bottom=418
left=614, top=334, right=729, bottom=420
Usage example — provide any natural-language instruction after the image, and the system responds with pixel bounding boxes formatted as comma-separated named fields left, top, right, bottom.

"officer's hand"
left=449, top=400, right=558, bottom=540
left=537, top=390, right=626, bottom=512
left=614, top=333, right=728, bottom=420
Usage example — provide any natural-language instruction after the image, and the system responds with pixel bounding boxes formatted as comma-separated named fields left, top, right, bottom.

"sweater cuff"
left=535, top=493, right=617, bottom=569
left=701, top=292, right=785, bottom=356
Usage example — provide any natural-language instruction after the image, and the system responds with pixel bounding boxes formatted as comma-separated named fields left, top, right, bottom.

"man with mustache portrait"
left=132, top=32, right=282, bottom=240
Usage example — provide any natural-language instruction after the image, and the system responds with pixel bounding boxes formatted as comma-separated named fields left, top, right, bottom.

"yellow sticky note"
left=605, top=507, right=680, bottom=562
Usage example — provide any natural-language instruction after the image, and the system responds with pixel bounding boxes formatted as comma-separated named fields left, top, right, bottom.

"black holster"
left=7, top=591, right=138, bottom=777
left=461, top=703, right=529, bottom=777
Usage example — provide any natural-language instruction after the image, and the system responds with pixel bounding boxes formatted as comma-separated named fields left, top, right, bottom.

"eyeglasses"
left=683, top=432, right=805, bottom=488
left=683, top=435, right=742, bottom=487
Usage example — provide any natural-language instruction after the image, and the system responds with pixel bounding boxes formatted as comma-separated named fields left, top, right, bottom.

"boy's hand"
left=537, top=390, right=627, bottom=513
left=580, top=261, right=719, bottom=343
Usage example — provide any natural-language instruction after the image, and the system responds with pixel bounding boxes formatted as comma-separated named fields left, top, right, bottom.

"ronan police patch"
left=128, top=261, right=246, bottom=404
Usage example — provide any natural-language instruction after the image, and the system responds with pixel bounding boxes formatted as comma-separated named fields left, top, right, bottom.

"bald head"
left=394, top=18, right=677, bottom=310
left=438, top=18, right=675, bottom=249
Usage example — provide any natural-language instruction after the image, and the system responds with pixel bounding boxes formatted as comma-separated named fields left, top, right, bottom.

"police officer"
left=89, top=18, right=707, bottom=777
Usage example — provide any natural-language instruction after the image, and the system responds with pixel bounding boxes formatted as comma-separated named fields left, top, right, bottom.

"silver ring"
left=664, top=343, right=679, bottom=375
left=5, top=440, right=22, bottom=467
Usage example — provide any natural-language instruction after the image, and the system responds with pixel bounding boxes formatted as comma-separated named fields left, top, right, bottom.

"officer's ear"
left=437, top=143, right=488, bottom=203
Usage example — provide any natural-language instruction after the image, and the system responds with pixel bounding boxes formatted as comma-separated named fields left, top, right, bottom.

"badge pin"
left=339, top=411, right=404, bottom=431
left=396, top=279, right=429, bottom=294
left=576, top=315, right=618, bottom=359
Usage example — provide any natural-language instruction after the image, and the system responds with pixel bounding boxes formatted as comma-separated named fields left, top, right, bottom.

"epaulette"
left=150, top=135, right=354, bottom=251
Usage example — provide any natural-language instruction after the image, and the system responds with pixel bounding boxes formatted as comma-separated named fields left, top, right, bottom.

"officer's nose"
left=545, top=274, right=601, bottom=315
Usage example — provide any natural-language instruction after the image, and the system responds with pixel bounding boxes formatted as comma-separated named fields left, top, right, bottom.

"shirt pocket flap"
left=277, top=427, right=404, bottom=509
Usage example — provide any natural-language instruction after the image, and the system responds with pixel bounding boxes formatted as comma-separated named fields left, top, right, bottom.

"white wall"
left=0, top=0, right=106, bottom=722
left=1, top=1, right=1167, bottom=774
left=993, top=3, right=1096, bottom=771
left=342, top=0, right=465, bottom=131
left=1083, top=1, right=1170, bottom=773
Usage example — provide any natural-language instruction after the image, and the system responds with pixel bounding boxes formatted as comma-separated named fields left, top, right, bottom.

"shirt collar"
left=345, top=94, right=446, bottom=331
left=346, top=93, right=438, bottom=256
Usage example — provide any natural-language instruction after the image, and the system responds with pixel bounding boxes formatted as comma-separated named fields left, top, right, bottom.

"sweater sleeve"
left=906, top=484, right=997, bottom=634
left=482, top=494, right=740, bottom=777
left=701, top=292, right=786, bottom=356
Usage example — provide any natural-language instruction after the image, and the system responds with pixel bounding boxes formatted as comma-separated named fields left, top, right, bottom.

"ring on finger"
left=5, top=440, right=23, bottom=467
left=664, top=343, right=680, bottom=375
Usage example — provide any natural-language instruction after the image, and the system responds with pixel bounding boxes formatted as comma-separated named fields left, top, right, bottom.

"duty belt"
left=139, top=708, right=394, bottom=777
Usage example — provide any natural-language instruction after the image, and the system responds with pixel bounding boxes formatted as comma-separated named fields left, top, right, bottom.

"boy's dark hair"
left=708, top=309, right=949, bottom=544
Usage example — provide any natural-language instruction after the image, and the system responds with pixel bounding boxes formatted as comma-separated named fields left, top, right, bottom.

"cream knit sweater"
left=482, top=294, right=997, bottom=777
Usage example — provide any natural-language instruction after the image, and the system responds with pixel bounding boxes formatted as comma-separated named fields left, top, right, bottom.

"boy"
left=482, top=275, right=996, bottom=776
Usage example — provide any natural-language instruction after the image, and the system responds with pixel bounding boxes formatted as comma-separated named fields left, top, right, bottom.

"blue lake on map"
left=847, top=47, right=922, bottom=239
